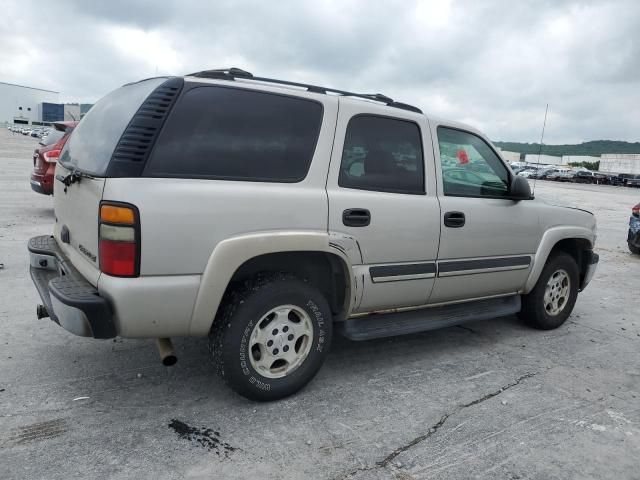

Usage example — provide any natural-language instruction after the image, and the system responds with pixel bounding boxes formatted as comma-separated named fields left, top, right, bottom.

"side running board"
left=337, top=295, right=521, bottom=341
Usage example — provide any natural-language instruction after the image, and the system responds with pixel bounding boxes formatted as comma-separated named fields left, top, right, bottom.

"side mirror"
left=509, top=175, right=533, bottom=200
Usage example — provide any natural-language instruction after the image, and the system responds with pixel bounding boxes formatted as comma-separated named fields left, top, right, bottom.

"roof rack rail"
left=187, top=68, right=422, bottom=114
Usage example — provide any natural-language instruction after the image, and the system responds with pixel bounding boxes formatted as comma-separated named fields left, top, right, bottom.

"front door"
left=430, top=124, right=539, bottom=303
left=326, top=101, right=441, bottom=313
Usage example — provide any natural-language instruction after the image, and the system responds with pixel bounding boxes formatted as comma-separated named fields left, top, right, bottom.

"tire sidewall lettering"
left=239, top=318, right=255, bottom=377
left=306, top=300, right=325, bottom=352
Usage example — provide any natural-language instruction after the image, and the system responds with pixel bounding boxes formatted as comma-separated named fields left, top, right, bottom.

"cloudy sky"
left=1, top=0, right=638, bottom=143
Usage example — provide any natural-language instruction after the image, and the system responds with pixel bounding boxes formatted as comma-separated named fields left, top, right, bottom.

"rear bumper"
left=28, top=235, right=116, bottom=339
left=580, top=251, right=599, bottom=291
left=30, top=169, right=54, bottom=195
left=30, top=179, right=47, bottom=194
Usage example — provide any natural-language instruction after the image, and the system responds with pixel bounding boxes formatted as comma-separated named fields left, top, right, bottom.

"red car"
left=30, top=121, right=78, bottom=195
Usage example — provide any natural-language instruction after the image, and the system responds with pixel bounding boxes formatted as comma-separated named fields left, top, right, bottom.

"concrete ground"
left=1, top=128, right=639, bottom=480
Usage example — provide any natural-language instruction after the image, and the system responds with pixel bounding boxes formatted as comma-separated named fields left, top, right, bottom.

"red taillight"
left=633, top=203, right=640, bottom=217
left=99, top=203, right=139, bottom=277
left=99, top=240, right=137, bottom=276
left=43, top=149, right=61, bottom=163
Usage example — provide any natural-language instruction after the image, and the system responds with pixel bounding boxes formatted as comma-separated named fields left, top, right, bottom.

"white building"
left=0, top=81, right=59, bottom=125
left=497, top=149, right=521, bottom=163
left=524, top=154, right=564, bottom=166
left=599, top=154, right=640, bottom=174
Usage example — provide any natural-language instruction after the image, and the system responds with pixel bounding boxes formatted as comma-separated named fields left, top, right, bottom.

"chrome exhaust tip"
left=156, top=338, right=177, bottom=366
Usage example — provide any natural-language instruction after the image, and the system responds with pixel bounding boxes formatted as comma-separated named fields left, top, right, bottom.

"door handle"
left=444, top=211, right=465, bottom=228
left=343, top=208, right=371, bottom=227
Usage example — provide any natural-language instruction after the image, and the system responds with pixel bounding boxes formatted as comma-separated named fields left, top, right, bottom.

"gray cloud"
left=1, top=0, right=638, bottom=142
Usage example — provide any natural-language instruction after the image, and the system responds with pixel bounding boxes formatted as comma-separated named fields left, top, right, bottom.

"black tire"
left=209, top=273, right=332, bottom=401
left=629, top=243, right=640, bottom=255
left=519, top=252, right=579, bottom=330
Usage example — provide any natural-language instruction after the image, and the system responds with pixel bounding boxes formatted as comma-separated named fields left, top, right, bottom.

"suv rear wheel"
left=209, top=273, right=332, bottom=401
left=519, top=252, right=579, bottom=330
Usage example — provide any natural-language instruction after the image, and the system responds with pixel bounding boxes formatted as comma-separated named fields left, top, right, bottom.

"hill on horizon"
left=492, top=140, right=640, bottom=157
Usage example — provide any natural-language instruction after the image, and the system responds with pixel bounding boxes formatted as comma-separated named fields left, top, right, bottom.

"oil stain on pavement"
left=168, top=419, right=237, bottom=456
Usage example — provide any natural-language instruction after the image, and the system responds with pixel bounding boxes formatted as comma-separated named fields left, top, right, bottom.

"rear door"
left=54, top=77, right=167, bottom=285
left=326, top=100, right=441, bottom=313
left=53, top=165, right=105, bottom=285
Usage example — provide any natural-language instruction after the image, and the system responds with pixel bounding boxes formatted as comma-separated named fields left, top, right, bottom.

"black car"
left=592, top=173, right=609, bottom=185
left=615, top=173, right=640, bottom=186
left=629, top=203, right=640, bottom=254
left=559, top=171, right=578, bottom=182
left=573, top=171, right=594, bottom=184
left=606, top=174, right=625, bottom=186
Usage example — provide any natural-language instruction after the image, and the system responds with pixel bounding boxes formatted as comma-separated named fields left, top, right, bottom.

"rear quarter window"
left=59, top=78, right=166, bottom=176
left=144, top=85, right=323, bottom=182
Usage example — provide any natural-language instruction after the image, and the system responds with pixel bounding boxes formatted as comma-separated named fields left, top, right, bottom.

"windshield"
left=59, top=78, right=165, bottom=176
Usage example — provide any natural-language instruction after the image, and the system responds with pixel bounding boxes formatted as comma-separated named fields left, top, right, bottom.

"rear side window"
left=338, top=115, right=424, bottom=195
left=145, top=86, right=323, bottom=182
left=59, top=78, right=166, bottom=176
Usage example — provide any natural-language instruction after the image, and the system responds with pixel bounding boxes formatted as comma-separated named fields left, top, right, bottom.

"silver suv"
left=29, top=68, right=599, bottom=401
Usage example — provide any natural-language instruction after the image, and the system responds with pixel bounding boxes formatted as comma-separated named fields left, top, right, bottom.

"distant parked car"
left=627, top=176, right=640, bottom=188
left=546, top=171, right=566, bottom=181
left=629, top=203, right=640, bottom=254
left=514, top=165, right=538, bottom=174
left=30, top=121, right=78, bottom=195
left=572, top=171, right=594, bottom=184
left=518, top=169, right=537, bottom=178
left=530, top=168, right=555, bottom=180
left=561, top=171, right=579, bottom=182
left=590, top=173, right=608, bottom=185
left=614, top=174, right=639, bottom=186
left=606, top=174, right=622, bottom=186
left=604, top=173, right=626, bottom=186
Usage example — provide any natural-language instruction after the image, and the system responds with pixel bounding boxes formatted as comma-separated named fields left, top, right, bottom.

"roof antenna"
left=532, top=103, right=548, bottom=196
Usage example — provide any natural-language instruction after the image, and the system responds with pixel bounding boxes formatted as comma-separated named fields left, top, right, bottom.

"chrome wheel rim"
left=544, top=269, right=570, bottom=316
left=248, top=305, right=314, bottom=379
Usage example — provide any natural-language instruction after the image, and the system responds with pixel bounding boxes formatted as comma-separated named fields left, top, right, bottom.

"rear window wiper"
left=55, top=169, right=94, bottom=192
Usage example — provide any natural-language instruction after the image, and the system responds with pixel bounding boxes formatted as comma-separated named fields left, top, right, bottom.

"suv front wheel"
left=209, top=273, right=332, bottom=401
left=519, top=252, right=579, bottom=330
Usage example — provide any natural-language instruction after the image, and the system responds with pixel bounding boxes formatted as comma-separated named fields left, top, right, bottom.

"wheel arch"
left=189, top=231, right=354, bottom=336
left=524, top=227, right=595, bottom=293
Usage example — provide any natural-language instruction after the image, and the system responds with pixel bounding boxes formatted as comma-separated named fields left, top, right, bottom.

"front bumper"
left=629, top=216, right=640, bottom=248
left=580, top=250, right=599, bottom=291
left=28, top=235, right=116, bottom=339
